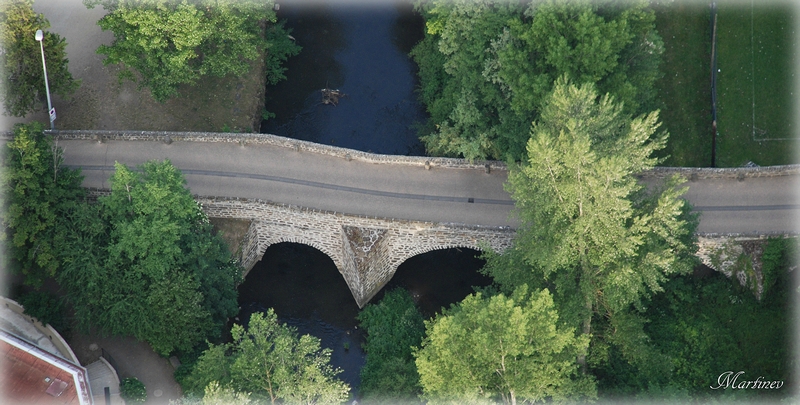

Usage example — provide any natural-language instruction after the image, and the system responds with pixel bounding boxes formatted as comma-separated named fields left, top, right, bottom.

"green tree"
left=86, top=0, right=300, bottom=102
left=0, top=123, right=84, bottom=286
left=494, top=0, right=663, bottom=118
left=411, top=0, right=662, bottom=162
left=494, top=77, right=697, bottom=375
left=411, top=0, right=523, bottom=161
left=357, top=288, right=425, bottom=402
left=57, top=160, right=241, bottom=355
left=414, top=286, right=596, bottom=404
left=170, top=381, right=252, bottom=405
left=0, top=0, right=79, bottom=117
left=186, top=309, right=350, bottom=405
left=595, top=268, right=793, bottom=400
left=17, top=290, right=67, bottom=332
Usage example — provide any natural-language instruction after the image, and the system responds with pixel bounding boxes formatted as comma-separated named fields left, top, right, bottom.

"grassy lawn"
left=652, top=1, right=714, bottom=167
left=715, top=2, right=797, bottom=167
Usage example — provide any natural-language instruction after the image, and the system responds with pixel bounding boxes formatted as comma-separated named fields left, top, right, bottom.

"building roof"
left=1, top=330, right=92, bottom=405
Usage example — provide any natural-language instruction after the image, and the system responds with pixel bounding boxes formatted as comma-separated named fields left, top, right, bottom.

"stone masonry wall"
left=44, top=129, right=800, bottom=178
left=197, top=196, right=515, bottom=307
left=65, top=131, right=797, bottom=304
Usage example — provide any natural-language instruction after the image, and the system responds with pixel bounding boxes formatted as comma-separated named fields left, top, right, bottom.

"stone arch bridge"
left=48, top=130, right=799, bottom=307
left=198, top=196, right=514, bottom=307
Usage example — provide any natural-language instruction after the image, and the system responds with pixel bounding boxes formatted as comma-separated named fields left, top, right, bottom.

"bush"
left=18, top=291, right=67, bottom=332
left=120, top=377, right=147, bottom=403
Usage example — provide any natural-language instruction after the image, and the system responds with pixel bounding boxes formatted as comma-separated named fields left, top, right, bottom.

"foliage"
left=0, top=123, right=85, bottom=287
left=414, top=286, right=596, bottom=404
left=0, top=0, right=79, bottom=117
left=170, top=382, right=252, bottom=405
left=491, top=77, right=698, bottom=377
left=411, top=0, right=663, bottom=161
left=760, top=237, right=798, bottom=299
left=595, top=269, right=792, bottom=400
left=57, top=160, right=241, bottom=355
left=87, top=0, right=300, bottom=102
left=17, top=290, right=67, bottom=332
left=357, top=288, right=425, bottom=402
left=186, top=309, right=350, bottom=404
left=120, top=377, right=147, bottom=403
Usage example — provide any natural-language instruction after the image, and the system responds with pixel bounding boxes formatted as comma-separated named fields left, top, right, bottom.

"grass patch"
left=55, top=58, right=265, bottom=133
left=652, top=1, right=714, bottom=167
left=715, top=2, right=797, bottom=167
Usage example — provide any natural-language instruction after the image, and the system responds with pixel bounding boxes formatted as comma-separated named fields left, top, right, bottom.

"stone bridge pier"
left=199, top=197, right=516, bottom=307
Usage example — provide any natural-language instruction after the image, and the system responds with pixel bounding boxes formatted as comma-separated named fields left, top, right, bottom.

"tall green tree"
left=492, top=77, right=697, bottom=376
left=411, top=0, right=524, bottom=161
left=86, top=0, right=300, bottom=102
left=357, top=288, right=425, bottom=402
left=185, top=310, right=350, bottom=405
left=414, top=286, right=596, bottom=404
left=57, top=160, right=241, bottom=355
left=0, top=0, right=79, bottom=117
left=0, top=123, right=84, bottom=286
left=411, top=0, right=662, bottom=161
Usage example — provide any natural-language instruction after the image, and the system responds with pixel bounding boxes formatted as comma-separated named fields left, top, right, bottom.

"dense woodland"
left=1, top=0, right=796, bottom=404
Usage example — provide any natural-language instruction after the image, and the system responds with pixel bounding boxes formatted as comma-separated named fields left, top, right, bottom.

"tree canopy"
left=57, top=159, right=241, bottom=355
left=414, top=286, right=596, bottom=404
left=0, top=0, right=79, bottom=117
left=0, top=123, right=84, bottom=286
left=411, top=0, right=662, bottom=161
left=87, top=0, right=300, bottom=102
left=485, top=77, right=697, bottom=376
left=184, top=309, right=350, bottom=405
left=357, top=288, right=425, bottom=402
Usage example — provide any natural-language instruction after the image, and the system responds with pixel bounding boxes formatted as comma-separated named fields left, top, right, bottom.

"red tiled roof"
left=0, top=331, right=91, bottom=405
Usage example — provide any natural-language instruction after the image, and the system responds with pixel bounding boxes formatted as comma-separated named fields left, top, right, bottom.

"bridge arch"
left=243, top=235, right=345, bottom=279
left=200, top=198, right=515, bottom=308
left=394, top=243, right=488, bottom=269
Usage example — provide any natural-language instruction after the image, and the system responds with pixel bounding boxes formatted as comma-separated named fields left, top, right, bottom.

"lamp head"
left=35, top=29, right=43, bottom=42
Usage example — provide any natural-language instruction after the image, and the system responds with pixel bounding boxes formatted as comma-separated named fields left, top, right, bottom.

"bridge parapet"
left=46, top=129, right=800, bottom=179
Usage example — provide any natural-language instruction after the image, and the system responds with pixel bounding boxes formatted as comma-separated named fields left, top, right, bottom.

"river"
left=239, top=0, right=490, bottom=397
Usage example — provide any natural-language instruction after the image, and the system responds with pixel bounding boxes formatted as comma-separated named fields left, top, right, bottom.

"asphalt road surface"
left=58, top=138, right=799, bottom=235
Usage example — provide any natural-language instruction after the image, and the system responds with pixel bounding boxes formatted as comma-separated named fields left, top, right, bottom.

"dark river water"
left=240, top=1, right=490, bottom=398
left=261, top=0, right=427, bottom=155
left=237, top=244, right=490, bottom=394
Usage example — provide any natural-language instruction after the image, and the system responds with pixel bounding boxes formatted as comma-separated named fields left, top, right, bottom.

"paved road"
left=61, top=139, right=516, bottom=227
left=59, top=138, right=799, bottom=235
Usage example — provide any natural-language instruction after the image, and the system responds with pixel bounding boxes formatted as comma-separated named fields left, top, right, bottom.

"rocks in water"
left=321, top=87, right=346, bottom=106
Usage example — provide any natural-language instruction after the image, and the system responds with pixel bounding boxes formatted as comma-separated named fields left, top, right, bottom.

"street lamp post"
left=34, top=29, right=54, bottom=130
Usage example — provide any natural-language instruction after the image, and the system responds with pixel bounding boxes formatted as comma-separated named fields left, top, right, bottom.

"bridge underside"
left=201, top=197, right=791, bottom=307
left=200, top=197, right=515, bottom=307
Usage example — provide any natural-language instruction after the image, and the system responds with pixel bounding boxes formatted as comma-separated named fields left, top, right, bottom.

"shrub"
left=18, top=291, right=67, bottom=332
left=120, top=377, right=147, bottom=403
